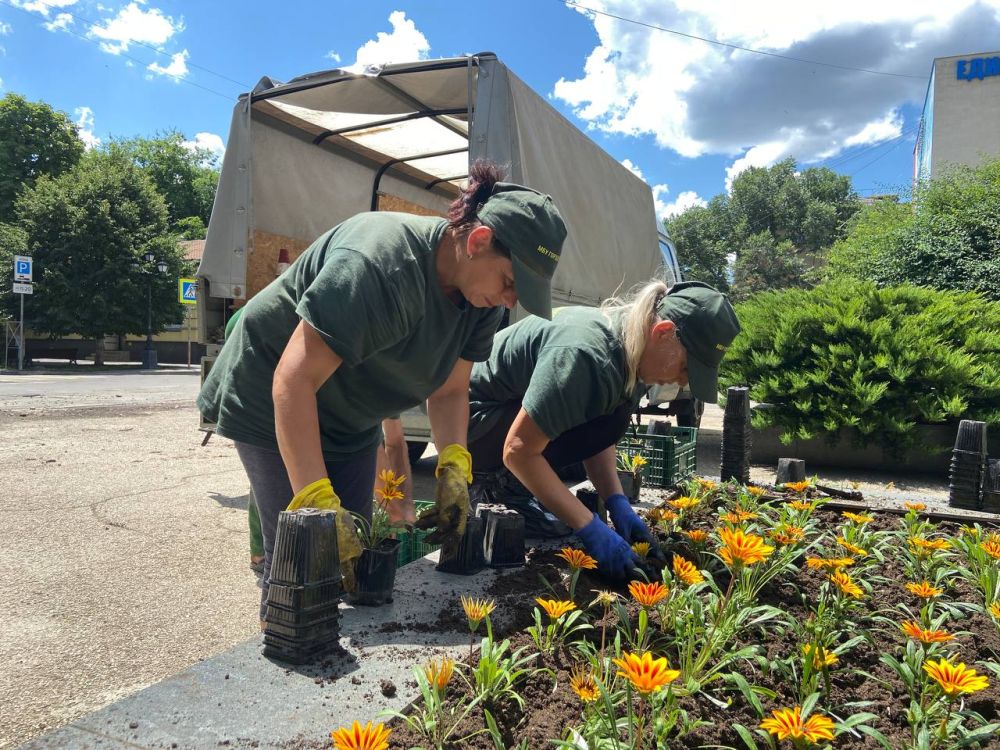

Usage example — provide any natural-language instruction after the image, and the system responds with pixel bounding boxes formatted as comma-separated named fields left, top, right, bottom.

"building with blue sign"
left=914, top=51, right=1000, bottom=184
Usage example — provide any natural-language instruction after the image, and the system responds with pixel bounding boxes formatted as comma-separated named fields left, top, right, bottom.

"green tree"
left=0, top=93, right=85, bottom=221
left=730, top=230, right=804, bottom=301
left=665, top=197, right=732, bottom=291
left=16, top=149, right=186, bottom=364
left=824, top=199, right=913, bottom=282
left=0, top=221, right=29, bottom=320
left=175, top=215, right=207, bottom=240
left=111, top=131, right=219, bottom=229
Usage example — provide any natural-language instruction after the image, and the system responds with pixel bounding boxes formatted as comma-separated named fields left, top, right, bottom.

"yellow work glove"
left=286, top=478, right=362, bottom=593
left=414, top=444, right=472, bottom=545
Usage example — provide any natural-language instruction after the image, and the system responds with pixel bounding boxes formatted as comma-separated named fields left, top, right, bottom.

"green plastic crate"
left=617, top=424, right=698, bottom=488
left=396, top=501, right=440, bottom=567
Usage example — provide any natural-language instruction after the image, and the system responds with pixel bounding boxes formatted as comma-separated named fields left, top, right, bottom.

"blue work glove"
left=575, top=513, right=641, bottom=580
left=606, top=493, right=663, bottom=560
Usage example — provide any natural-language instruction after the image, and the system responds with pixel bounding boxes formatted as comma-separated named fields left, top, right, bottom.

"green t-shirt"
left=468, top=307, right=645, bottom=441
left=198, top=212, right=502, bottom=458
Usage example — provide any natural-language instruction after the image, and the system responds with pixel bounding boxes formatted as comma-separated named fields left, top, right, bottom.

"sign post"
left=13, top=256, right=32, bottom=371
left=179, top=278, right=197, bottom=367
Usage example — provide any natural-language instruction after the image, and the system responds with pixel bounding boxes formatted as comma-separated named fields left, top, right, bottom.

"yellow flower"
left=909, top=537, right=950, bottom=552
left=657, top=509, right=680, bottom=523
left=718, top=527, right=774, bottom=568
left=906, top=581, right=943, bottom=598
left=683, top=529, right=709, bottom=543
left=802, top=644, right=839, bottom=670
left=836, top=537, right=867, bottom=557
left=981, top=538, right=1000, bottom=560
left=760, top=706, right=836, bottom=743
left=784, top=481, right=811, bottom=494
left=672, top=554, right=704, bottom=585
left=923, top=658, right=989, bottom=697
left=747, top=486, right=767, bottom=497
left=901, top=620, right=955, bottom=644
left=842, top=511, right=874, bottom=524
left=632, top=455, right=648, bottom=468
left=990, top=602, right=1000, bottom=620
left=806, top=556, right=855, bottom=572
left=536, top=598, right=576, bottom=620
left=628, top=580, right=669, bottom=608
left=556, top=547, right=598, bottom=570
left=612, top=651, right=680, bottom=695
left=631, top=542, right=651, bottom=558
left=377, top=469, right=404, bottom=490
left=788, top=500, right=816, bottom=512
left=696, top=478, right=718, bottom=492
left=332, top=721, right=391, bottom=750
left=959, top=525, right=980, bottom=538
left=904, top=502, right=926, bottom=511
left=589, top=589, right=619, bottom=608
left=423, top=657, right=454, bottom=691
left=375, top=469, right=405, bottom=502
left=830, top=571, right=863, bottom=598
left=768, top=524, right=805, bottom=546
left=668, top=496, right=700, bottom=510
left=569, top=665, right=600, bottom=702
left=460, top=596, right=496, bottom=630
left=721, top=509, right=758, bottom=523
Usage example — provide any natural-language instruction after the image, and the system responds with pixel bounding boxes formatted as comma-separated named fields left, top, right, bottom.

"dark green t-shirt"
left=468, top=307, right=645, bottom=441
left=198, top=212, right=502, bottom=458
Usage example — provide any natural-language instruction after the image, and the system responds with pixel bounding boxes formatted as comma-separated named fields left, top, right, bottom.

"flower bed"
left=337, top=480, right=1000, bottom=750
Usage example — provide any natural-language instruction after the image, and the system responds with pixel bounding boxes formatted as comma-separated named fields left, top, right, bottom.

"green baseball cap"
left=656, top=281, right=741, bottom=404
left=477, top=182, right=567, bottom=319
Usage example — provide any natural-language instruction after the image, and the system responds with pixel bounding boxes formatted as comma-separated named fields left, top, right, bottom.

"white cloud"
left=0, top=21, right=12, bottom=34
left=182, top=131, right=225, bottom=161
left=13, top=0, right=77, bottom=17
left=661, top=190, right=707, bottom=219
left=43, top=12, right=72, bottom=32
left=345, top=10, right=430, bottom=73
left=556, top=1, right=1000, bottom=171
left=89, top=2, right=181, bottom=55
left=724, top=140, right=792, bottom=191
left=147, top=49, right=188, bottom=79
left=74, top=106, right=100, bottom=150
left=326, top=51, right=341, bottom=63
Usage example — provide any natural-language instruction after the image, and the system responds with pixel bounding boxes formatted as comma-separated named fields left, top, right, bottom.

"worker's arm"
left=583, top=445, right=626, bottom=499
left=273, top=320, right=342, bottom=493
left=425, top=358, right=474, bottom=451
left=381, top=417, right=416, bottom=525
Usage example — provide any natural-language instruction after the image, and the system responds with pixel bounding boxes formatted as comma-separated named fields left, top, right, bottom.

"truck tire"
left=674, top=399, right=704, bottom=428
left=407, top=440, right=428, bottom=465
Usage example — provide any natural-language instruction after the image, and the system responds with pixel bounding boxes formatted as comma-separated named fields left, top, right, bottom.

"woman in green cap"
left=198, top=161, right=567, bottom=617
left=467, top=280, right=740, bottom=579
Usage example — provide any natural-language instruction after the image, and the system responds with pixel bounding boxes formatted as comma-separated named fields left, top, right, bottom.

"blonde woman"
left=467, top=280, right=740, bottom=579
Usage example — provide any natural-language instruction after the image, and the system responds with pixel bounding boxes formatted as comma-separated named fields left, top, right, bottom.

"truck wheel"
left=407, top=440, right=428, bottom=465
left=675, top=399, right=704, bottom=428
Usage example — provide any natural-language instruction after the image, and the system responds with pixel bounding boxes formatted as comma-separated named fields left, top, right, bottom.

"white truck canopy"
left=197, top=53, right=663, bottom=340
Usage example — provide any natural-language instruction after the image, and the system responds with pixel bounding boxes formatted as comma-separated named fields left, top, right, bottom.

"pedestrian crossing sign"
left=179, top=278, right=198, bottom=305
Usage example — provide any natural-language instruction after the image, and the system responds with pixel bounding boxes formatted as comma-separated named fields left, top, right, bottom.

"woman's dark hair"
left=447, top=160, right=507, bottom=233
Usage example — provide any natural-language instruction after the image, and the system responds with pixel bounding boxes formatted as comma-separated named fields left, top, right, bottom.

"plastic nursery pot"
left=262, top=629, right=335, bottom=665
left=617, top=470, right=642, bottom=502
left=269, top=509, right=341, bottom=586
left=349, top=538, right=402, bottom=607
left=724, top=386, right=751, bottom=416
left=482, top=506, right=526, bottom=568
left=436, top=516, right=486, bottom=575
left=576, top=488, right=607, bottom=524
left=981, top=492, right=1000, bottom=514
left=954, top=419, right=988, bottom=454
left=775, top=458, right=806, bottom=485
left=986, top=459, right=1000, bottom=492
left=266, top=580, right=343, bottom=611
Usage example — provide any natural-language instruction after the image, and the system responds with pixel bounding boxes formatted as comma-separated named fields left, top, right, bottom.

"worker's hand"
left=287, top=478, right=362, bottom=592
left=384, top=497, right=417, bottom=527
left=414, top=444, right=471, bottom=545
left=606, top=494, right=664, bottom=561
left=575, top=513, right=641, bottom=580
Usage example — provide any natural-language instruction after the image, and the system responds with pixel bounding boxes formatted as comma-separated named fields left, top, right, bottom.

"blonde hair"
left=600, top=279, right=670, bottom=393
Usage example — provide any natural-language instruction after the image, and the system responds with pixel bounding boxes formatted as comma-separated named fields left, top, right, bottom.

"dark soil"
left=388, top=499, right=1000, bottom=750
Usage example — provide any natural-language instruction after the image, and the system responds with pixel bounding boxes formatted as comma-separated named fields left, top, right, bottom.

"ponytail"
left=447, top=160, right=507, bottom=232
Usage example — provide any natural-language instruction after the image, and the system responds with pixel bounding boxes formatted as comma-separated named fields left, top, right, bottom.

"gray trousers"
left=235, top=441, right=378, bottom=618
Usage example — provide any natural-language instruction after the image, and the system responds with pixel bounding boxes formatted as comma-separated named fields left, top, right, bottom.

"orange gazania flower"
left=631, top=542, right=651, bottom=558
left=906, top=581, right=943, bottom=598
left=683, top=529, right=709, bottom=543
left=721, top=510, right=758, bottom=524
left=830, top=571, right=863, bottom=598
left=788, top=500, right=816, bottom=512
left=836, top=537, right=867, bottom=557
left=628, top=580, right=669, bottom=607
left=696, top=478, right=717, bottom=492
left=375, top=469, right=406, bottom=502
left=784, top=481, right=811, bottom=494
left=423, top=657, right=454, bottom=691
left=901, top=620, right=954, bottom=644
left=759, top=706, right=836, bottom=743
left=981, top=538, right=1000, bottom=560
left=989, top=602, right=1000, bottom=620
left=556, top=547, right=598, bottom=570
left=768, top=524, right=805, bottom=546
left=904, top=502, right=926, bottom=511
left=718, top=527, right=774, bottom=567
left=672, top=554, right=704, bottom=585
left=535, top=598, right=576, bottom=620
left=569, top=665, right=600, bottom=702
left=747, top=486, right=767, bottom=497
left=460, top=596, right=496, bottom=630
left=802, top=644, right=839, bottom=669
left=668, top=496, right=700, bottom=511
left=959, top=525, right=980, bottom=538
left=910, top=537, right=950, bottom=552
left=332, top=721, right=391, bottom=750
left=842, top=511, right=874, bottom=524
left=612, top=651, right=680, bottom=695
left=923, top=658, right=989, bottom=697
left=806, top=556, right=854, bottom=572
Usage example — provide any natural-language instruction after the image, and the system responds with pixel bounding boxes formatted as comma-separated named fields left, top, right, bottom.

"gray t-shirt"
left=198, top=212, right=502, bottom=458
left=468, top=307, right=645, bottom=441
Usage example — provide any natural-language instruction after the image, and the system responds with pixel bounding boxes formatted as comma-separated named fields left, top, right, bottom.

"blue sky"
left=3, top=0, right=1000, bottom=219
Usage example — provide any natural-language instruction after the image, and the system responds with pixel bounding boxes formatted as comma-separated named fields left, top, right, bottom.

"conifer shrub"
left=719, top=281, right=1000, bottom=453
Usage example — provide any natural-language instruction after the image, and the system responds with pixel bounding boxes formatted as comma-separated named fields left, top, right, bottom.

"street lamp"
left=133, top=253, right=168, bottom=369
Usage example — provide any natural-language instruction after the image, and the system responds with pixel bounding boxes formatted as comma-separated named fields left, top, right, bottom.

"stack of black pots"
left=478, top=504, right=526, bottom=568
left=263, top=508, right=343, bottom=664
left=982, top=459, right=1000, bottom=514
left=948, top=420, right=987, bottom=511
left=720, top=386, right=752, bottom=484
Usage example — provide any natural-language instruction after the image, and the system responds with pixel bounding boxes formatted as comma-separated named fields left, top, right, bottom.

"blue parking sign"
left=179, top=278, right=198, bottom=304
left=14, top=255, right=32, bottom=282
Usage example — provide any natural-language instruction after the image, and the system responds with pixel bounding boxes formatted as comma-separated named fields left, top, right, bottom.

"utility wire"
left=562, top=0, right=926, bottom=80
left=849, top=133, right=912, bottom=177
left=819, top=126, right=918, bottom=171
